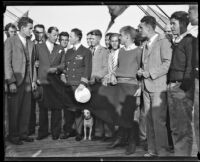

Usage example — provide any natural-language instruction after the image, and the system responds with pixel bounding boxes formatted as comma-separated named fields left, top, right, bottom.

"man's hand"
left=134, top=87, right=141, bottom=97
left=47, top=67, right=57, bottom=73
left=142, top=71, right=150, bottom=78
left=35, top=60, right=39, bottom=68
left=60, top=74, right=67, bottom=83
left=32, top=82, right=37, bottom=91
left=77, top=84, right=86, bottom=91
left=9, top=83, right=17, bottom=93
left=137, top=68, right=144, bottom=77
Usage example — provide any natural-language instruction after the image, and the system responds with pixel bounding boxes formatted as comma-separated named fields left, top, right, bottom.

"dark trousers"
left=7, top=81, right=32, bottom=140
left=38, top=101, right=62, bottom=137
left=167, top=82, right=193, bottom=156
left=166, top=104, right=174, bottom=149
left=28, top=96, right=37, bottom=134
left=63, top=108, right=83, bottom=135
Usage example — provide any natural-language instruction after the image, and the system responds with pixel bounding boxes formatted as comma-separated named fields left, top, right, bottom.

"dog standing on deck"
left=83, top=109, right=94, bottom=140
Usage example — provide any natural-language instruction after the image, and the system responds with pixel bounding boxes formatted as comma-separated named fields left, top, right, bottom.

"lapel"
left=147, top=34, right=159, bottom=57
left=15, top=35, right=25, bottom=54
left=94, top=45, right=102, bottom=56
left=42, top=42, right=52, bottom=64
left=50, top=44, right=59, bottom=64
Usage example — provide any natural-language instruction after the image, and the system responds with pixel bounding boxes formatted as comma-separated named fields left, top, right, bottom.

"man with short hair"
left=4, top=17, right=35, bottom=145
left=28, top=24, right=46, bottom=136
left=59, top=32, right=69, bottom=53
left=86, top=31, right=93, bottom=50
left=188, top=4, right=199, bottom=156
left=57, top=28, right=92, bottom=141
left=33, top=24, right=45, bottom=44
left=138, top=16, right=172, bottom=156
left=90, top=29, right=111, bottom=140
left=4, top=23, right=17, bottom=38
left=33, top=26, right=65, bottom=140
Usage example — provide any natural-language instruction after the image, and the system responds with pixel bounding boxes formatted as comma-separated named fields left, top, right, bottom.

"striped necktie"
left=111, top=52, right=117, bottom=71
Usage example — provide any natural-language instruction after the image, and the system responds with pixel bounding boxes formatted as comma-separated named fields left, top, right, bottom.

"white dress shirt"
left=46, top=40, right=54, bottom=53
left=108, top=49, right=119, bottom=73
left=73, top=42, right=82, bottom=51
left=18, top=33, right=26, bottom=47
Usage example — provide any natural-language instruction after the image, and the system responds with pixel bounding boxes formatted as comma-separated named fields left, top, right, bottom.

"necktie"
left=92, top=47, right=95, bottom=56
left=111, top=53, right=117, bottom=71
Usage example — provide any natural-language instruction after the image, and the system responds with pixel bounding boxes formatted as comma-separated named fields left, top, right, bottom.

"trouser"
left=7, top=80, right=32, bottom=140
left=28, top=96, right=37, bottom=134
left=166, top=104, right=174, bottom=149
left=63, top=108, right=83, bottom=135
left=143, top=89, right=169, bottom=156
left=38, top=101, right=62, bottom=137
left=117, top=121, right=139, bottom=144
left=94, top=117, right=114, bottom=137
left=167, top=82, right=193, bottom=156
left=4, top=92, right=8, bottom=138
left=139, top=94, right=147, bottom=141
left=194, top=78, right=199, bottom=152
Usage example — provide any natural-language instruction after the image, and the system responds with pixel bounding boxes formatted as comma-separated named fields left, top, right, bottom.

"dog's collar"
left=84, top=117, right=92, bottom=120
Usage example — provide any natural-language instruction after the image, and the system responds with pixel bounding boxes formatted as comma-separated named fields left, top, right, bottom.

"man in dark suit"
left=58, top=31, right=76, bottom=138
left=28, top=24, right=46, bottom=136
left=33, top=26, right=65, bottom=140
left=4, top=17, right=35, bottom=145
left=57, top=28, right=92, bottom=141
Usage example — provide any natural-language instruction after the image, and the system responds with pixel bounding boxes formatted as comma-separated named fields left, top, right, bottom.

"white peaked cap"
left=74, top=87, right=91, bottom=103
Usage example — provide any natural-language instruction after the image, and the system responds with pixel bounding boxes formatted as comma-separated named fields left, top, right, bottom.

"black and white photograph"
left=3, top=1, right=199, bottom=160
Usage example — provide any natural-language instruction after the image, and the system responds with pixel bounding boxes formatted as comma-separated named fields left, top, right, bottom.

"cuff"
left=80, top=77, right=89, bottom=86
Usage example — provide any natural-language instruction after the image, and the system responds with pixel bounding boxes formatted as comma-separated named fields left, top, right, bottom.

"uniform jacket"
left=4, top=34, right=34, bottom=86
left=91, top=45, right=109, bottom=79
left=57, top=45, right=92, bottom=86
left=33, top=42, right=65, bottom=84
left=141, top=34, right=172, bottom=92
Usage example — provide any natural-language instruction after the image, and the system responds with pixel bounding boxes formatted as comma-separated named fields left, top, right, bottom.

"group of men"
left=4, top=4, right=199, bottom=157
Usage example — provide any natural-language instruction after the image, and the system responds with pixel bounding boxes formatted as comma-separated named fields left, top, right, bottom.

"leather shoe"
left=107, top=137, right=122, bottom=149
left=20, top=136, right=34, bottom=142
left=8, top=138, right=23, bottom=145
left=36, top=135, right=48, bottom=140
left=60, top=132, right=76, bottom=139
left=125, top=142, right=136, bottom=155
left=75, top=134, right=82, bottom=141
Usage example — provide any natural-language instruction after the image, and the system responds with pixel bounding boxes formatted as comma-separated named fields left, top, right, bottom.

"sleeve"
left=180, top=37, right=194, bottom=91
left=4, top=38, right=16, bottom=85
left=33, top=45, right=39, bottom=82
left=80, top=49, right=92, bottom=86
left=149, top=38, right=172, bottom=80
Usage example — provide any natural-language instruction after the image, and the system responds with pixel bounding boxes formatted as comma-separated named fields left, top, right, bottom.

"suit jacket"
left=57, top=45, right=92, bottom=86
left=141, top=34, right=172, bottom=92
left=91, top=45, right=109, bottom=79
left=33, top=42, right=64, bottom=84
left=4, top=35, right=34, bottom=86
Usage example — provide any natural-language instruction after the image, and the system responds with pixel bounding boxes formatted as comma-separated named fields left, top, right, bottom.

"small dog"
left=83, top=109, right=94, bottom=140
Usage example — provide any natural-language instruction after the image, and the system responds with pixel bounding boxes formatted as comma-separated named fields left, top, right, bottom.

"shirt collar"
left=123, top=43, right=137, bottom=51
left=73, top=42, right=81, bottom=50
left=64, top=47, right=68, bottom=52
left=148, top=33, right=158, bottom=46
left=18, top=33, right=26, bottom=46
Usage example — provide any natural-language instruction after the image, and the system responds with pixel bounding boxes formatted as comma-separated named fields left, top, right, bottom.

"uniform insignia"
left=75, top=55, right=83, bottom=60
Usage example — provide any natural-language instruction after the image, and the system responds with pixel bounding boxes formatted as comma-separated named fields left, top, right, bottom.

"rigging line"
left=6, top=10, right=19, bottom=19
left=137, top=5, right=165, bottom=32
left=6, top=14, right=15, bottom=21
left=156, top=5, right=170, bottom=19
left=13, top=7, right=24, bottom=14
left=147, top=5, right=167, bottom=25
left=5, top=13, right=17, bottom=22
